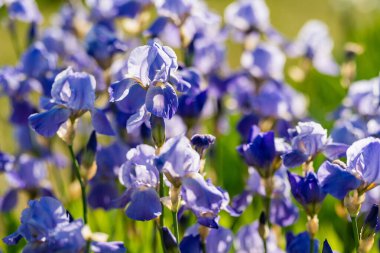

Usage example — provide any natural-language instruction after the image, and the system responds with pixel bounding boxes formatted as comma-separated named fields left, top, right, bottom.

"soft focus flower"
left=225, top=0, right=270, bottom=34
left=234, top=221, right=284, bottom=253
left=287, top=20, right=339, bottom=76
left=180, top=224, right=233, bottom=253
left=241, top=43, right=285, bottom=80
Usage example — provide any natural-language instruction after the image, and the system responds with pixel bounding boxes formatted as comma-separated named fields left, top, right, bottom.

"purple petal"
left=126, top=188, right=162, bottom=221
left=282, top=150, right=309, bottom=168
left=318, top=161, right=362, bottom=200
left=28, top=107, right=71, bottom=137
left=322, top=143, right=349, bottom=160
left=146, top=84, right=178, bottom=119
left=0, top=189, right=18, bottom=212
left=91, top=109, right=115, bottom=136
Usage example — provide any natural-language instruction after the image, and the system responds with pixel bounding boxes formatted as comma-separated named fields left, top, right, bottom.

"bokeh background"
left=1, top=0, right=380, bottom=252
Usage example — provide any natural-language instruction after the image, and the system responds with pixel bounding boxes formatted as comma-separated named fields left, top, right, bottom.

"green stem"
left=351, top=216, right=359, bottom=252
left=310, top=236, right=314, bottom=253
left=263, top=239, right=267, bottom=253
left=159, top=172, right=167, bottom=253
left=201, top=240, right=207, bottom=253
left=172, top=210, right=179, bottom=243
left=67, top=144, right=88, bottom=224
left=7, top=20, right=21, bottom=58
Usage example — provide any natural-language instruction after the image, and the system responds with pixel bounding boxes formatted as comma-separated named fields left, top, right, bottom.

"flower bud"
left=360, top=205, right=379, bottom=243
left=306, top=215, right=319, bottom=238
left=258, top=212, right=269, bottom=240
left=151, top=115, right=166, bottom=148
left=344, top=190, right=365, bottom=217
left=190, top=134, right=215, bottom=158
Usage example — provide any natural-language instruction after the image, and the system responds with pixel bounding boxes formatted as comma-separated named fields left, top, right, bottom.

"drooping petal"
left=125, top=188, right=162, bottom=221
left=28, top=107, right=71, bottom=137
left=126, top=106, right=151, bottom=133
left=2, top=232, right=23, bottom=245
left=179, top=234, right=202, bottom=253
left=88, top=181, right=119, bottom=210
left=66, top=72, right=96, bottom=111
left=282, top=150, right=309, bottom=168
left=0, top=189, right=19, bottom=212
left=146, top=84, right=178, bottom=119
left=322, top=143, right=349, bottom=160
left=109, top=77, right=143, bottom=103
left=91, top=241, right=126, bottom=253
left=318, top=161, right=362, bottom=200
left=91, top=109, right=115, bottom=136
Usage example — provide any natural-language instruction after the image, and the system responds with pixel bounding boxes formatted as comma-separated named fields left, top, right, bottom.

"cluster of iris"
left=0, top=0, right=379, bottom=252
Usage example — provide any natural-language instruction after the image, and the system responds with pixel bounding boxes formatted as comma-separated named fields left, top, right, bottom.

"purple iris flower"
left=346, top=77, right=380, bottom=117
left=231, top=168, right=299, bottom=227
left=282, top=121, right=349, bottom=168
left=21, top=42, right=57, bottom=79
left=88, top=142, right=128, bottom=210
left=6, top=0, right=42, bottom=23
left=317, top=137, right=380, bottom=200
left=115, top=144, right=161, bottom=221
left=181, top=173, right=237, bottom=228
left=180, top=224, right=233, bottom=253
left=3, top=197, right=126, bottom=252
left=241, top=43, right=285, bottom=80
left=234, top=221, right=283, bottom=253
left=0, top=154, right=53, bottom=212
left=237, top=126, right=277, bottom=177
left=287, top=20, right=339, bottom=76
left=156, top=135, right=200, bottom=183
left=154, top=0, right=192, bottom=24
left=286, top=231, right=319, bottom=253
left=225, top=0, right=270, bottom=35
left=84, top=24, right=127, bottom=69
left=28, top=67, right=114, bottom=137
left=109, top=40, right=191, bottom=131
left=287, top=171, right=326, bottom=215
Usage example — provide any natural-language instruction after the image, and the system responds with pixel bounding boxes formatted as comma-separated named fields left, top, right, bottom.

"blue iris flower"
left=109, top=40, right=191, bottom=131
left=287, top=171, right=326, bottom=215
left=115, top=144, right=162, bottom=221
left=318, top=137, right=380, bottom=199
left=88, top=142, right=128, bottom=210
left=3, top=197, right=126, bottom=252
left=282, top=121, right=348, bottom=168
left=84, top=24, right=127, bottom=69
left=28, top=67, right=114, bottom=137
left=237, top=126, right=276, bottom=177
left=286, top=231, right=319, bottom=253
left=180, top=224, right=233, bottom=253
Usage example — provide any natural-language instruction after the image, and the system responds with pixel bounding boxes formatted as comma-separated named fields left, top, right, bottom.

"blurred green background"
left=1, top=0, right=380, bottom=252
